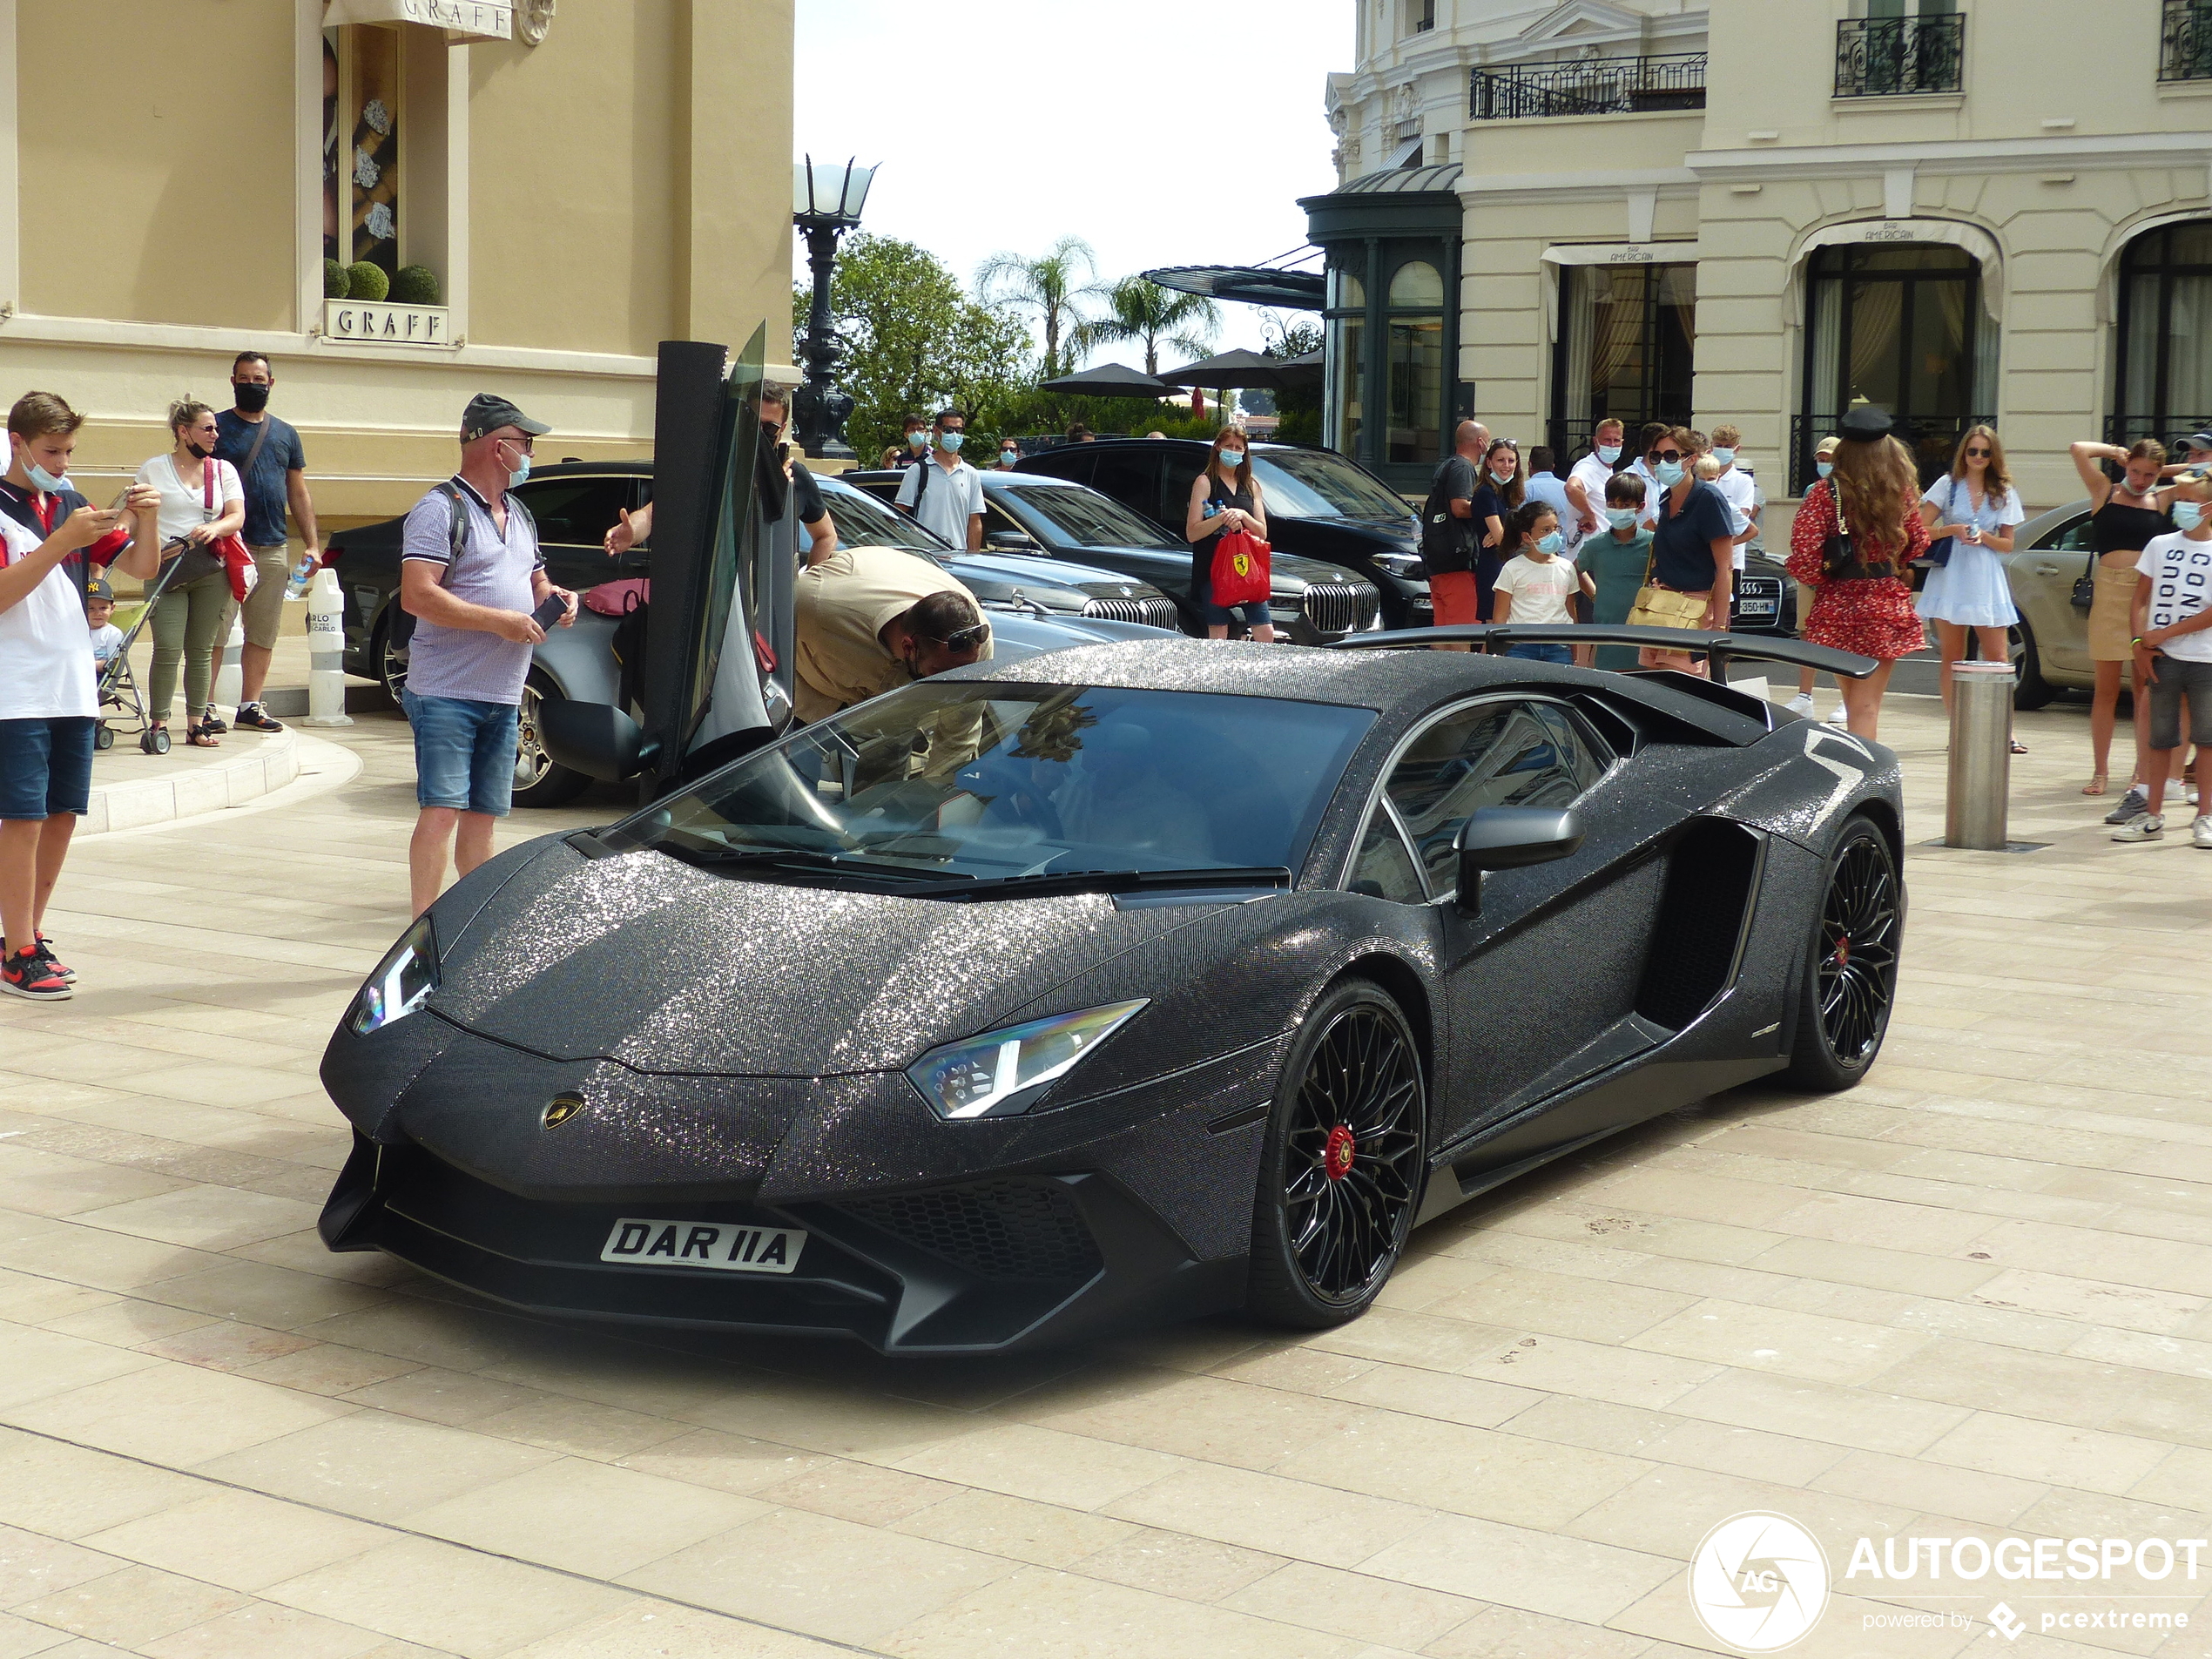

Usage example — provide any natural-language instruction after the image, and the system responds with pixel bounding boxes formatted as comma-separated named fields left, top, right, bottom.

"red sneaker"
left=1, top=948, right=71, bottom=1001
left=34, top=934, right=73, bottom=981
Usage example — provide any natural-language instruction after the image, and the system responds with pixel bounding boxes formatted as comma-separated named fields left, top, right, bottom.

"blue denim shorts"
left=0, top=718, right=96, bottom=819
left=401, top=691, right=519, bottom=817
left=1507, top=642, right=1574, bottom=664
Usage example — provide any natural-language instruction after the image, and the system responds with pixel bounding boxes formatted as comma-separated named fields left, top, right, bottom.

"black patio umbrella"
left=1037, top=362, right=1175, bottom=398
left=1152, top=347, right=1314, bottom=393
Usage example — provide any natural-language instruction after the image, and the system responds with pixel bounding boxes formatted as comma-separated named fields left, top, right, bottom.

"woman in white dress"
left=1918, top=424, right=2027, bottom=751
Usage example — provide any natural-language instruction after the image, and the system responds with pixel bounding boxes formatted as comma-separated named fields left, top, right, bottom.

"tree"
left=1071, top=277, right=1222, bottom=377
left=792, top=233, right=1035, bottom=462
left=1261, top=314, right=1325, bottom=447
left=975, top=235, right=1105, bottom=380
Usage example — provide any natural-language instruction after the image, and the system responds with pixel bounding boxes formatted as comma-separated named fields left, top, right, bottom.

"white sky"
left=792, top=1, right=1351, bottom=364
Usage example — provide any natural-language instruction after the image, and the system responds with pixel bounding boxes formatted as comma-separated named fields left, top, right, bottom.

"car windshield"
left=1254, top=449, right=1416, bottom=523
left=606, top=683, right=1375, bottom=888
left=820, top=479, right=951, bottom=553
left=1001, top=484, right=1184, bottom=550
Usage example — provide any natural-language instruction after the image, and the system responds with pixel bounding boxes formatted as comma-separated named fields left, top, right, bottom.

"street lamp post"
left=791, top=155, right=874, bottom=462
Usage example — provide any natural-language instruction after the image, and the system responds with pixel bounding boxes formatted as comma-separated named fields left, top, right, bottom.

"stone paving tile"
left=7, top=700, right=2212, bottom=1655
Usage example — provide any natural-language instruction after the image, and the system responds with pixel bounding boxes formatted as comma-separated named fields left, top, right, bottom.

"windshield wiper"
left=904, top=866, right=1293, bottom=902
left=658, top=844, right=943, bottom=883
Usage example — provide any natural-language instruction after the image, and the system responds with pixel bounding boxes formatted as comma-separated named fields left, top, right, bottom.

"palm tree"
left=976, top=236, right=1105, bottom=379
left=1073, top=277, right=1223, bottom=378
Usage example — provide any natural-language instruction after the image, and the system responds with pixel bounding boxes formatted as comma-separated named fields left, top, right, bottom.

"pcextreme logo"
left=1689, top=1512, right=1830, bottom=1652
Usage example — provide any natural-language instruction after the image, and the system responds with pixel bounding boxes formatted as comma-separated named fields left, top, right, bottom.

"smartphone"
left=531, top=591, right=569, bottom=630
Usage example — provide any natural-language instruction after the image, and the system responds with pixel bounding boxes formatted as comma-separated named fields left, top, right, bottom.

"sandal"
left=187, top=719, right=222, bottom=748
left=2082, top=772, right=2108, bottom=796
left=2010, top=738, right=2028, bottom=755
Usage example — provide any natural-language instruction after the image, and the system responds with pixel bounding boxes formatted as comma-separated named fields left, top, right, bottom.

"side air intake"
left=1634, top=819, right=1763, bottom=1029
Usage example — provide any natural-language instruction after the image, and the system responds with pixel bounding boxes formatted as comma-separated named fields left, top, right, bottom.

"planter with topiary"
left=324, top=258, right=350, bottom=298
left=322, top=259, right=454, bottom=348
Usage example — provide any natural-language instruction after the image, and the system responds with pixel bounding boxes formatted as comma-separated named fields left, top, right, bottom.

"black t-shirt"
left=1651, top=479, right=1735, bottom=590
left=1420, top=455, right=1480, bottom=576
left=1471, top=482, right=1516, bottom=558
left=792, top=462, right=826, bottom=527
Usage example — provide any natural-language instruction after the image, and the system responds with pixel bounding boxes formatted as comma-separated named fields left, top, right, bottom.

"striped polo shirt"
left=398, top=477, right=543, bottom=706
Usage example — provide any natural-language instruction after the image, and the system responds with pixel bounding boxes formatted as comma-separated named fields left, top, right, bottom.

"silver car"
left=2000, top=499, right=2100, bottom=708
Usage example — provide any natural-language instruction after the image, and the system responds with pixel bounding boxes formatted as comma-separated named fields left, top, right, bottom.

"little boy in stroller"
left=91, top=563, right=179, bottom=754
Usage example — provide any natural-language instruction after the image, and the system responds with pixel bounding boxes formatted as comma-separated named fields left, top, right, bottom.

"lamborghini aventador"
left=319, top=627, right=1905, bottom=1354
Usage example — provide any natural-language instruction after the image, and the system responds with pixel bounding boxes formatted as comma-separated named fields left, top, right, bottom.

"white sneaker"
left=2112, top=813, right=2166, bottom=843
left=1825, top=705, right=1850, bottom=725
left=1785, top=692, right=1815, bottom=715
left=2194, top=815, right=2212, bottom=850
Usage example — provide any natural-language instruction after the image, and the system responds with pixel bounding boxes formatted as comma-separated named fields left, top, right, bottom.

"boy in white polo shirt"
left=0, top=392, right=159, bottom=999
left=2115, top=488, right=2212, bottom=845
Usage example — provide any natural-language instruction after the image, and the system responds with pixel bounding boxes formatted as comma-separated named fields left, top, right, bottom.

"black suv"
left=1014, top=439, right=1433, bottom=629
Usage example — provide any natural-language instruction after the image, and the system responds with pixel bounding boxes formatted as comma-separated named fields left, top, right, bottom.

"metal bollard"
left=1946, top=659, right=2014, bottom=849
left=301, top=568, right=353, bottom=727
left=212, top=612, right=244, bottom=713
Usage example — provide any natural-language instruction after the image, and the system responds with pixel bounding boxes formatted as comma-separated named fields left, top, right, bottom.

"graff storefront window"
left=324, top=25, right=401, bottom=274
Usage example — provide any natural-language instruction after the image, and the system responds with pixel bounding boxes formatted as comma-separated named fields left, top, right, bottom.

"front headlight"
left=348, top=914, right=439, bottom=1035
left=907, top=1000, right=1149, bottom=1120
left=1368, top=550, right=1424, bottom=577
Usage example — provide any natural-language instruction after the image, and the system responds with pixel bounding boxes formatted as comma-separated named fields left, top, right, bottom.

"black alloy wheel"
left=1785, top=816, right=1901, bottom=1090
left=510, top=672, right=589, bottom=809
left=373, top=612, right=408, bottom=704
left=1248, top=979, right=1426, bottom=1326
left=2008, top=620, right=2056, bottom=711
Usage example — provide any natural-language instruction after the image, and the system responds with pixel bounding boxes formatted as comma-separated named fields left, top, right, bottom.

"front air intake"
left=1635, top=819, right=1763, bottom=1029
left=837, top=1180, right=1103, bottom=1281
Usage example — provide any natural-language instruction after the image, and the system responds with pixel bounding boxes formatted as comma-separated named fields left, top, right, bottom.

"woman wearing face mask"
left=1637, top=428, right=1735, bottom=675
left=1471, top=439, right=1523, bottom=621
left=997, top=441, right=1021, bottom=471
left=1918, top=426, right=2027, bottom=747
left=2071, top=438, right=2180, bottom=813
left=1785, top=408, right=1929, bottom=740
left=1184, top=426, right=1272, bottom=642
left=135, top=400, right=246, bottom=748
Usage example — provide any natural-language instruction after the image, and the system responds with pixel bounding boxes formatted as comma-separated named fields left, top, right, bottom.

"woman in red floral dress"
left=1787, top=406, right=1929, bottom=741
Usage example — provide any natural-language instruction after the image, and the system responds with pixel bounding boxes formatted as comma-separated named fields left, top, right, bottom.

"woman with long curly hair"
left=1786, top=406, right=1930, bottom=740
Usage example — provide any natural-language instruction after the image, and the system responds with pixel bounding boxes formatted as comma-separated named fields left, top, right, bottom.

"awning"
left=323, top=0, right=511, bottom=41
left=1141, top=266, right=1327, bottom=311
left=1787, top=218, right=2003, bottom=321
left=1541, top=241, right=1701, bottom=266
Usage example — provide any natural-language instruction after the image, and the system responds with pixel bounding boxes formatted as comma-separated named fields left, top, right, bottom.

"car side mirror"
left=984, top=529, right=1038, bottom=551
left=538, top=698, right=658, bottom=784
left=1453, top=806, right=1583, bottom=915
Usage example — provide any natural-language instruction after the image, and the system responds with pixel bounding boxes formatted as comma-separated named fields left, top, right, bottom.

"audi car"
left=320, top=625, right=1905, bottom=1355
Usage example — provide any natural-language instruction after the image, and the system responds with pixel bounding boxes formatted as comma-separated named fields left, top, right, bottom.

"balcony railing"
left=1470, top=53, right=1707, bottom=121
left=2105, top=414, right=2212, bottom=449
left=1789, top=413, right=1993, bottom=496
left=1833, top=14, right=1965, bottom=98
left=2161, top=0, right=2212, bottom=79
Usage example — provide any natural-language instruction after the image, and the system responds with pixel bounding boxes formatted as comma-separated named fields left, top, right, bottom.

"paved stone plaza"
left=3, top=691, right=2210, bottom=1659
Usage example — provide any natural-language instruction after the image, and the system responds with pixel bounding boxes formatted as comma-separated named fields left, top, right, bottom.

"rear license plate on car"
left=1739, top=599, right=1777, bottom=616
left=600, top=1217, right=806, bottom=1275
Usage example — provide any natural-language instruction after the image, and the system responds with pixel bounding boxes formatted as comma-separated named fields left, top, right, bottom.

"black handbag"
left=1912, top=476, right=1957, bottom=570
left=2071, top=551, right=2096, bottom=613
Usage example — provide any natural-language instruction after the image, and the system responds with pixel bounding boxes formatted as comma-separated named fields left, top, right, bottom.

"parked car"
left=1999, top=499, right=2100, bottom=708
left=844, top=469, right=1382, bottom=644
left=1015, top=439, right=1434, bottom=629
left=327, top=461, right=1173, bottom=808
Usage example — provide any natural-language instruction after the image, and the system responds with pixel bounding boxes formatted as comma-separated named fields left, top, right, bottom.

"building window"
left=327, top=24, right=402, bottom=276
left=1548, top=263, right=1696, bottom=467
left=2113, top=220, right=2212, bottom=447
left=1797, top=243, right=1990, bottom=490
left=2161, top=1, right=2212, bottom=80
left=1834, top=5, right=1964, bottom=98
left=1407, top=0, right=1435, bottom=34
left=1385, top=260, right=1444, bottom=464
left=1326, top=264, right=1367, bottom=462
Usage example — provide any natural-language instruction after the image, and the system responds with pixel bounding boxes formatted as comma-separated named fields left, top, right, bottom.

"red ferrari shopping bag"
left=1211, top=529, right=1271, bottom=607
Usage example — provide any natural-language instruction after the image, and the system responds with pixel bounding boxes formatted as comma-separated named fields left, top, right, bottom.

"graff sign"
left=324, top=300, right=452, bottom=348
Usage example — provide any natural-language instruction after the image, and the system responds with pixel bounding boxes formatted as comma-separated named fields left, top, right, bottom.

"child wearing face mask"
left=2116, top=487, right=2212, bottom=845
left=1492, top=502, right=1594, bottom=664
left=1583, top=474, right=1654, bottom=671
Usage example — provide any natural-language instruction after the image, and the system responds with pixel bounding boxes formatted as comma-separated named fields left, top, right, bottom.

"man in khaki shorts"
left=213, top=351, right=320, bottom=732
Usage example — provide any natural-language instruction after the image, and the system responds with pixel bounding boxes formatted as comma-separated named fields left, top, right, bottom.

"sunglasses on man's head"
left=927, top=623, right=990, bottom=651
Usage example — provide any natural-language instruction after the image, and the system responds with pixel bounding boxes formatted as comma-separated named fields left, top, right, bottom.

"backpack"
left=1419, top=460, right=1477, bottom=576
left=387, top=480, right=536, bottom=668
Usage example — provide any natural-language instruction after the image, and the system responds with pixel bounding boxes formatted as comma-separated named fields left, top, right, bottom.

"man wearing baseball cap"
left=397, top=393, right=574, bottom=916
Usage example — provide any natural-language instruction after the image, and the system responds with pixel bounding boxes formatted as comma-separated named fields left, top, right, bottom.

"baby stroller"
left=95, top=552, right=190, bottom=755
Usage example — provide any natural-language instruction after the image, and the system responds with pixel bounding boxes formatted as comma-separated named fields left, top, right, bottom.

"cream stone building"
left=0, top=0, right=794, bottom=533
left=1317, top=0, right=2212, bottom=506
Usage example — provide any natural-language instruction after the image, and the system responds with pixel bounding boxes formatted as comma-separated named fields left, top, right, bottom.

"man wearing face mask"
left=794, top=546, right=992, bottom=765
left=213, top=352, right=320, bottom=732
left=397, top=394, right=575, bottom=917
left=893, top=408, right=985, bottom=551
left=1566, top=418, right=1623, bottom=550
left=997, top=440, right=1021, bottom=471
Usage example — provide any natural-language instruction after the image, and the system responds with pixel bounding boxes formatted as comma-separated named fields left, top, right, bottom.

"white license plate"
left=600, top=1217, right=806, bottom=1275
left=1738, top=600, right=1777, bottom=616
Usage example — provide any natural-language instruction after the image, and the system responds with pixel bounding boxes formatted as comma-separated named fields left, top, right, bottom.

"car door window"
left=1163, top=454, right=1206, bottom=530
left=2033, top=512, right=2092, bottom=552
left=514, top=477, right=634, bottom=587
left=1349, top=807, right=1427, bottom=903
left=1089, top=450, right=1164, bottom=526
left=1384, top=700, right=1597, bottom=890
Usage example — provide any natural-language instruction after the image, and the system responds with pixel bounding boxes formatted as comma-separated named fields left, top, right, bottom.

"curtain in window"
left=1589, top=268, right=1647, bottom=413
left=2172, top=273, right=2212, bottom=423
left=1847, top=282, right=1903, bottom=406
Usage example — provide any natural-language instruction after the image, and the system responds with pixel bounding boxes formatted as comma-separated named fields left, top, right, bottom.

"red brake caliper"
left=1324, top=1123, right=1356, bottom=1182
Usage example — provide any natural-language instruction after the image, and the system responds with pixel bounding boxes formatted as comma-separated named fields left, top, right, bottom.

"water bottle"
left=286, top=551, right=318, bottom=599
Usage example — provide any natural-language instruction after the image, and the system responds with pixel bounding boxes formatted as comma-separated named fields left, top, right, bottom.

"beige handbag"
left=1626, top=530, right=1710, bottom=631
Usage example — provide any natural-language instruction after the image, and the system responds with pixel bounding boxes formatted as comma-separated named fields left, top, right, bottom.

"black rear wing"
left=1325, top=625, right=1881, bottom=682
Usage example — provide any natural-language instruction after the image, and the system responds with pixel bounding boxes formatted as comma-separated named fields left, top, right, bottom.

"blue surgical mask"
left=1816, top=460, right=1834, bottom=480
left=1654, top=460, right=1685, bottom=488
left=1536, top=531, right=1563, bottom=556
left=25, top=460, right=65, bottom=492
left=1710, top=447, right=1737, bottom=467
left=907, top=432, right=928, bottom=450
left=1218, top=450, right=1245, bottom=469
left=1595, top=444, right=1622, bottom=465
left=1490, top=467, right=1515, bottom=485
left=938, top=432, right=964, bottom=452
left=1606, top=507, right=1639, bottom=530
left=2176, top=501, right=2206, bottom=532
left=998, top=449, right=1018, bottom=469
